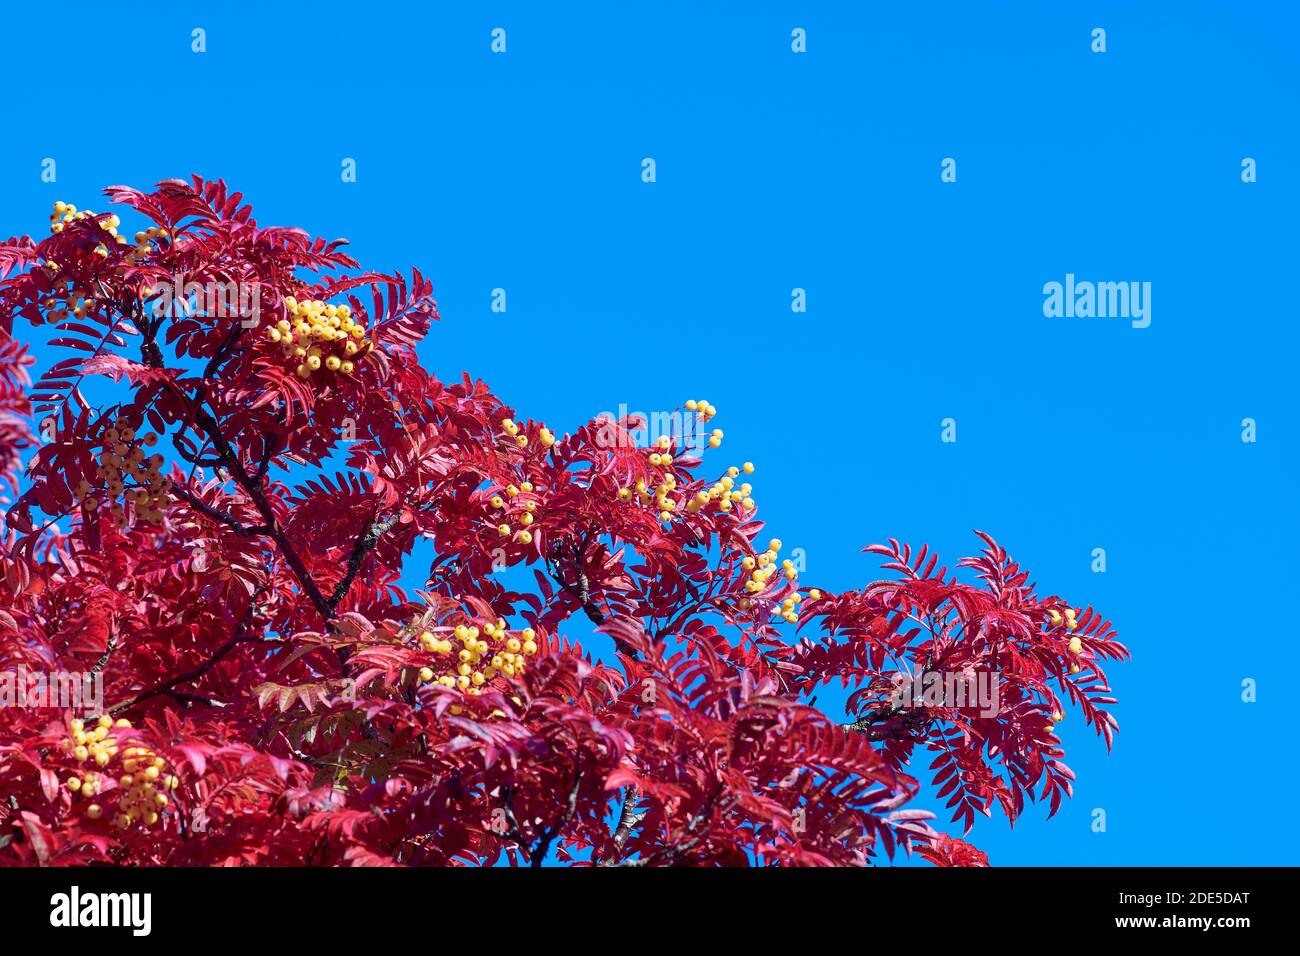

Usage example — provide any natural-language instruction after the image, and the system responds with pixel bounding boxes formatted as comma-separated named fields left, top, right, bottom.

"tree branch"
left=328, top=511, right=401, bottom=613
left=109, top=600, right=260, bottom=714
left=188, top=403, right=332, bottom=620
left=598, top=785, right=645, bottom=865
left=531, top=763, right=582, bottom=867
left=139, top=324, right=331, bottom=622
left=545, top=536, right=607, bottom=626
left=89, top=631, right=118, bottom=677
left=169, top=484, right=271, bottom=536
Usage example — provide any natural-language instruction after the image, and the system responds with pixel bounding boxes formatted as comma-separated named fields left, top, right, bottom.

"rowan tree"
left=0, top=177, right=1128, bottom=866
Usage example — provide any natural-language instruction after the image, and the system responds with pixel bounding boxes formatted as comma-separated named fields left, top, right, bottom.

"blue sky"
left=1, top=1, right=1296, bottom=864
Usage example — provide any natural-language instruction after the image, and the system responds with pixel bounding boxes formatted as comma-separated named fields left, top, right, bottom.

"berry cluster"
left=684, top=398, right=718, bottom=422
left=127, top=224, right=169, bottom=263
left=1048, top=606, right=1079, bottom=631
left=486, top=480, right=538, bottom=545
left=1047, top=607, right=1085, bottom=673
left=47, top=200, right=162, bottom=263
left=414, top=621, right=539, bottom=694
left=38, top=203, right=167, bottom=306
left=265, top=296, right=369, bottom=380
left=48, top=201, right=126, bottom=249
left=500, top=416, right=554, bottom=450
left=41, top=279, right=101, bottom=323
left=75, top=417, right=170, bottom=527
left=612, top=401, right=762, bottom=529
left=687, top=461, right=756, bottom=517
left=621, top=399, right=755, bottom=524
left=636, top=448, right=683, bottom=524
left=59, top=716, right=178, bottom=830
left=684, top=398, right=724, bottom=447
left=646, top=433, right=675, bottom=469
left=737, top=538, right=799, bottom=616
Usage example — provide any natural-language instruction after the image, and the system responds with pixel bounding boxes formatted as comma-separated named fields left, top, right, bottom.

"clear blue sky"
left=1, top=1, right=1296, bottom=865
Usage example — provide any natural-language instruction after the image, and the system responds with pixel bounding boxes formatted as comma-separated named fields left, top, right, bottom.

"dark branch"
left=109, top=600, right=259, bottom=715
left=328, top=511, right=401, bottom=613
left=89, top=631, right=118, bottom=677
left=169, top=484, right=271, bottom=536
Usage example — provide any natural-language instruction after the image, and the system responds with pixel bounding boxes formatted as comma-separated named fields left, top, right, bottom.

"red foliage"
left=919, top=834, right=990, bottom=867
left=0, top=178, right=1128, bottom=866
